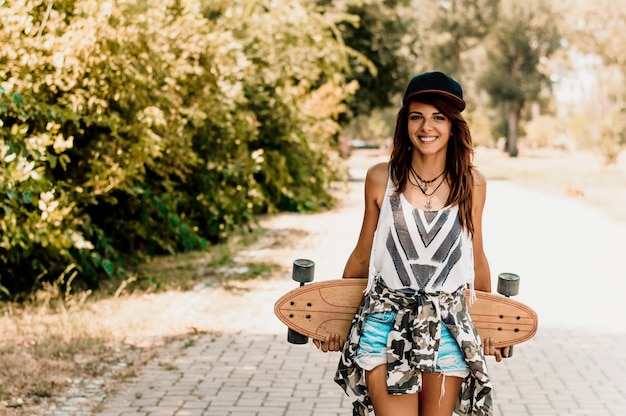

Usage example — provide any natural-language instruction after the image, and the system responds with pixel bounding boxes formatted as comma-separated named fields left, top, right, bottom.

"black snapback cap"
left=402, top=71, right=465, bottom=112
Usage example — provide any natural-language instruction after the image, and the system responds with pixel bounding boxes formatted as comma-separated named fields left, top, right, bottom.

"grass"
left=0, top=290, right=155, bottom=413
left=0, top=146, right=624, bottom=414
left=0, top=226, right=282, bottom=414
left=0, top=321, right=154, bottom=413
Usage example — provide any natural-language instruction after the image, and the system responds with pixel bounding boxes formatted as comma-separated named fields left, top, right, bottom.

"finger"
left=325, top=333, right=344, bottom=352
left=483, top=338, right=493, bottom=356
left=494, top=349, right=502, bottom=362
left=313, top=339, right=321, bottom=349
left=328, top=335, right=335, bottom=351
left=317, top=336, right=331, bottom=352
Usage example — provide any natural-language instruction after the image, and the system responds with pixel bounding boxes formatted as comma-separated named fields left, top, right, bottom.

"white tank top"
left=366, top=180, right=475, bottom=295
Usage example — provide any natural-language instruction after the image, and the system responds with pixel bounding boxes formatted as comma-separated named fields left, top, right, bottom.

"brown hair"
left=389, top=94, right=476, bottom=235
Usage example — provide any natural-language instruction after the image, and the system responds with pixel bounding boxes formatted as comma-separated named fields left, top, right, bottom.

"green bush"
left=0, top=0, right=355, bottom=299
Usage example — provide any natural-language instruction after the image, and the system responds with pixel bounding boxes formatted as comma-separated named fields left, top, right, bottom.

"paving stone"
left=44, top=172, right=626, bottom=416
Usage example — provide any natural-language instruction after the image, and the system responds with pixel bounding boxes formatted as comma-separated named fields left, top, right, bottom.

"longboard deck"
left=274, top=279, right=538, bottom=348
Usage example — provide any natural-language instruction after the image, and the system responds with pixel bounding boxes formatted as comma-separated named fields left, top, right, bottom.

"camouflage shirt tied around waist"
left=334, top=278, right=494, bottom=416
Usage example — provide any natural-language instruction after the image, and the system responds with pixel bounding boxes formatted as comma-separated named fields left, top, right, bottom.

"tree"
left=479, top=0, right=561, bottom=156
left=0, top=0, right=359, bottom=298
left=560, top=0, right=626, bottom=68
left=331, top=0, right=416, bottom=119
left=416, top=0, right=500, bottom=81
left=557, top=0, right=626, bottom=163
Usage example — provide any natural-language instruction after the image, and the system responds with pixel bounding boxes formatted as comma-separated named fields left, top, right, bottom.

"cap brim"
left=403, top=89, right=466, bottom=112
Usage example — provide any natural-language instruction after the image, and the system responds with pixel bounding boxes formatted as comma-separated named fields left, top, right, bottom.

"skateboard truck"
left=287, top=259, right=315, bottom=344
left=497, top=272, right=520, bottom=358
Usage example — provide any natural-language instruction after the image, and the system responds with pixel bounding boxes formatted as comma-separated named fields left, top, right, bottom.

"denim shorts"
left=355, top=311, right=470, bottom=378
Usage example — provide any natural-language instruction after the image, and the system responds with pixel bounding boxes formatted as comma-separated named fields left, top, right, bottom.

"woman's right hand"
left=313, top=333, right=345, bottom=352
left=482, top=337, right=511, bottom=362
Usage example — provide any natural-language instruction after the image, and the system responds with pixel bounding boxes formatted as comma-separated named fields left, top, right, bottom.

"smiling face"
left=407, top=101, right=452, bottom=156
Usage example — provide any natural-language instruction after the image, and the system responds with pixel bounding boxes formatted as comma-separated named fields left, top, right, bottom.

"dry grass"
left=0, top=299, right=158, bottom=414
left=474, top=147, right=626, bottom=223
left=0, top=146, right=624, bottom=414
left=0, top=229, right=281, bottom=414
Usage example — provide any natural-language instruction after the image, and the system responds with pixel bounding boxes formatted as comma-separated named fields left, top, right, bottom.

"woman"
left=315, top=72, right=508, bottom=416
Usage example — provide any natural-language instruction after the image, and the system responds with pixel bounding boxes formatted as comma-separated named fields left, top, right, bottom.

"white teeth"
left=419, top=136, right=437, bottom=143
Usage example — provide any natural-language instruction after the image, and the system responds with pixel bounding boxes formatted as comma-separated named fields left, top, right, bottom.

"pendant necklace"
left=408, top=167, right=447, bottom=210
left=409, top=166, right=445, bottom=193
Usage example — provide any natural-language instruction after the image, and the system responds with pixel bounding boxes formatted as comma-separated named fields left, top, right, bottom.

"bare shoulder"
left=365, top=162, right=389, bottom=206
left=366, top=162, right=389, bottom=184
left=471, top=168, right=487, bottom=208
left=471, top=168, right=487, bottom=187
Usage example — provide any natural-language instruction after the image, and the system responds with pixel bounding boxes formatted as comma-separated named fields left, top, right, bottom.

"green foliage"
left=417, top=0, right=500, bottom=80
left=478, top=0, right=561, bottom=155
left=331, top=0, right=415, bottom=118
left=522, top=115, right=564, bottom=149
left=561, top=0, right=626, bottom=68
left=598, top=107, right=626, bottom=164
left=343, top=108, right=395, bottom=148
left=0, top=0, right=356, bottom=299
left=480, top=1, right=560, bottom=105
left=560, top=0, right=626, bottom=160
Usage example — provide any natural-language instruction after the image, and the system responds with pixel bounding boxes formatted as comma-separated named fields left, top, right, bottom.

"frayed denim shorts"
left=355, top=311, right=470, bottom=378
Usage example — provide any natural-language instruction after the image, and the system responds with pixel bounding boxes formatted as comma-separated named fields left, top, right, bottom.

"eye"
left=409, top=114, right=423, bottom=121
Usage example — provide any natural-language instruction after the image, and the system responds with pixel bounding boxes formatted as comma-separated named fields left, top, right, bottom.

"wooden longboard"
left=274, top=279, right=538, bottom=348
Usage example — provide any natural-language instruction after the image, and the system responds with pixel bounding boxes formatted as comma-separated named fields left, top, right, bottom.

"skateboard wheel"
left=292, top=259, right=315, bottom=284
left=497, top=273, right=520, bottom=297
left=287, top=328, right=309, bottom=344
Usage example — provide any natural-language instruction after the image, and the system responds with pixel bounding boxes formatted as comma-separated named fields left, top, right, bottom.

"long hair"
left=389, top=94, right=476, bottom=235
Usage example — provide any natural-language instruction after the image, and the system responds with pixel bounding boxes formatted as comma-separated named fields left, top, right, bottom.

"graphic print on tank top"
left=387, top=195, right=463, bottom=290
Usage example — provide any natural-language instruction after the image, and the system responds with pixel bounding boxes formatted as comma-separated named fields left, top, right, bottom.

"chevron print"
left=380, top=195, right=466, bottom=290
left=390, top=197, right=419, bottom=260
left=433, top=242, right=462, bottom=287
left=386, top=232, right=413, bottom=286
left=412, top=207, right=449, bottom=248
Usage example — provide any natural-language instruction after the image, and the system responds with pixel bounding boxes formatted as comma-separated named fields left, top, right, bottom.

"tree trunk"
left=507, top=101, right=521, bottom=157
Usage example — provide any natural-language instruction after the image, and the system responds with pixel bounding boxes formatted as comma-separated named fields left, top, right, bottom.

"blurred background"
left=1, top=1, right=626, bottom=412
left=2, top=0, right=625, bottom=300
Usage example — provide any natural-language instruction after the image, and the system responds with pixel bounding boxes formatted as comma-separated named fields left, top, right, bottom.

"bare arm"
left=471, top=169, right=491, bottom=293
left=315, top=162, right=387, bottom=352
left=472, top=169, right=511, bottom=360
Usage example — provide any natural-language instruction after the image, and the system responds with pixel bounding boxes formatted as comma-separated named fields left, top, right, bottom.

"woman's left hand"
left=483, top=337, right=511, bottom=362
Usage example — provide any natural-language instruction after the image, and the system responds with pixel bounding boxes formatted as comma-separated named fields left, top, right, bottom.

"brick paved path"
left=68, top=169, right=626, bottom=416
left=91, top=328, right=626, bottom=416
